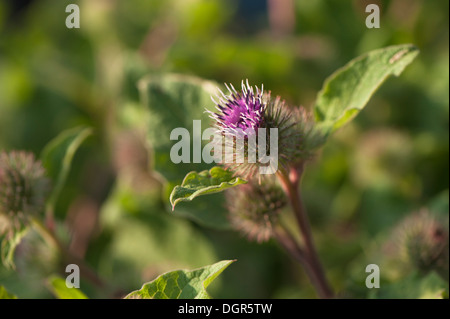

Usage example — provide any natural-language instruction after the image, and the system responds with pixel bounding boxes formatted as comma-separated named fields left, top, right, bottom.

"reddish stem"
left=277, top=166, right=333, bottom=299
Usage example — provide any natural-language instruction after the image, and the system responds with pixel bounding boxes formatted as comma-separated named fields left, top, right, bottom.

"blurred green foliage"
left=0, top=0, right=448, bottom=298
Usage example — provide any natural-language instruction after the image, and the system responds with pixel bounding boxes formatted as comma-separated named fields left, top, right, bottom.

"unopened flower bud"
left=226, top=178, right=287, bottom=243
left=0, top=151, right=50, bottom=230
left=395, top=210, right=449, bottom=281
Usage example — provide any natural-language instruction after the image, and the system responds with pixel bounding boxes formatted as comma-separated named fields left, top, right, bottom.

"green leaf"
left=170, top=167, right=246, bottom=210
left=40, top=126, right=93, bottom=214
left=47, top=276, right=88, bottom=299
left=125, top=260, right=235, bottom=299
left=0, top=285, right=18, bottom=299
left=314, top=44, right=419, bottom=138
left=138, top=73, right=218, bottom=182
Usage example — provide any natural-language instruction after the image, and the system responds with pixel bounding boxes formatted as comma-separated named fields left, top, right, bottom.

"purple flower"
left=209, top=80, right=266, bottom=134
left=207, top=80, right=322, bottom=180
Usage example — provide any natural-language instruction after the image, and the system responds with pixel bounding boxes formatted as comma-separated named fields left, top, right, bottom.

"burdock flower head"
left=227, top=177, right=287, bottom=243
left=208, top=80, right=321, bottom=180
left=394, top=210, right=449, bottom=281
left=0, top=151, right=50, bottom=232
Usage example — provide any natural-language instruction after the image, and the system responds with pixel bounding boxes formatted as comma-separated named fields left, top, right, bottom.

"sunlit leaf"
left=47, top=275, right=88, bottom=299
left=170, top=167, right=246, bottom=210
left=125, top=260, right=235, bottom=299
left=314, top=44, right=419, bottom=138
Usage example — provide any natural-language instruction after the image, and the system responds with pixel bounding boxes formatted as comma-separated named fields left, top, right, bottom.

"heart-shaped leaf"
left=125, top=260, right=235, bottom=299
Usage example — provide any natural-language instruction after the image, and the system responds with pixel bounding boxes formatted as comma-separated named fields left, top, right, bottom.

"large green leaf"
left=125, top=260, right=235, bottom=299
left=40, top=126, right=93, bottom=214
left=314, top=44, right=419, bottom=138
left=139, top=74, right=238, bottom=229
left=47, top=275, right=88, bottom=299
left=139, top=73, right=218, bottom=182
left=170, top=167, right=246, bottom=210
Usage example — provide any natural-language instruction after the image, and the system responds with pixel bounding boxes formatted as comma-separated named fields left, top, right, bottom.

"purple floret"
left=209, top=80, right=266, bottom=133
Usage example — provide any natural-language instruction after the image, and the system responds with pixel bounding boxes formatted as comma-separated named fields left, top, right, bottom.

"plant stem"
left=277, top=167, right=333, bottom=299
left=31, top=217, right=105, bottom=289
left=273, top=226, right=332, bottom=299
left=273, top=226, right=308, bottom=265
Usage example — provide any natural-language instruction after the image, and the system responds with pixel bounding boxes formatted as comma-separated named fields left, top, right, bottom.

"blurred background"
left=0, top=0, right=448, bottom=298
